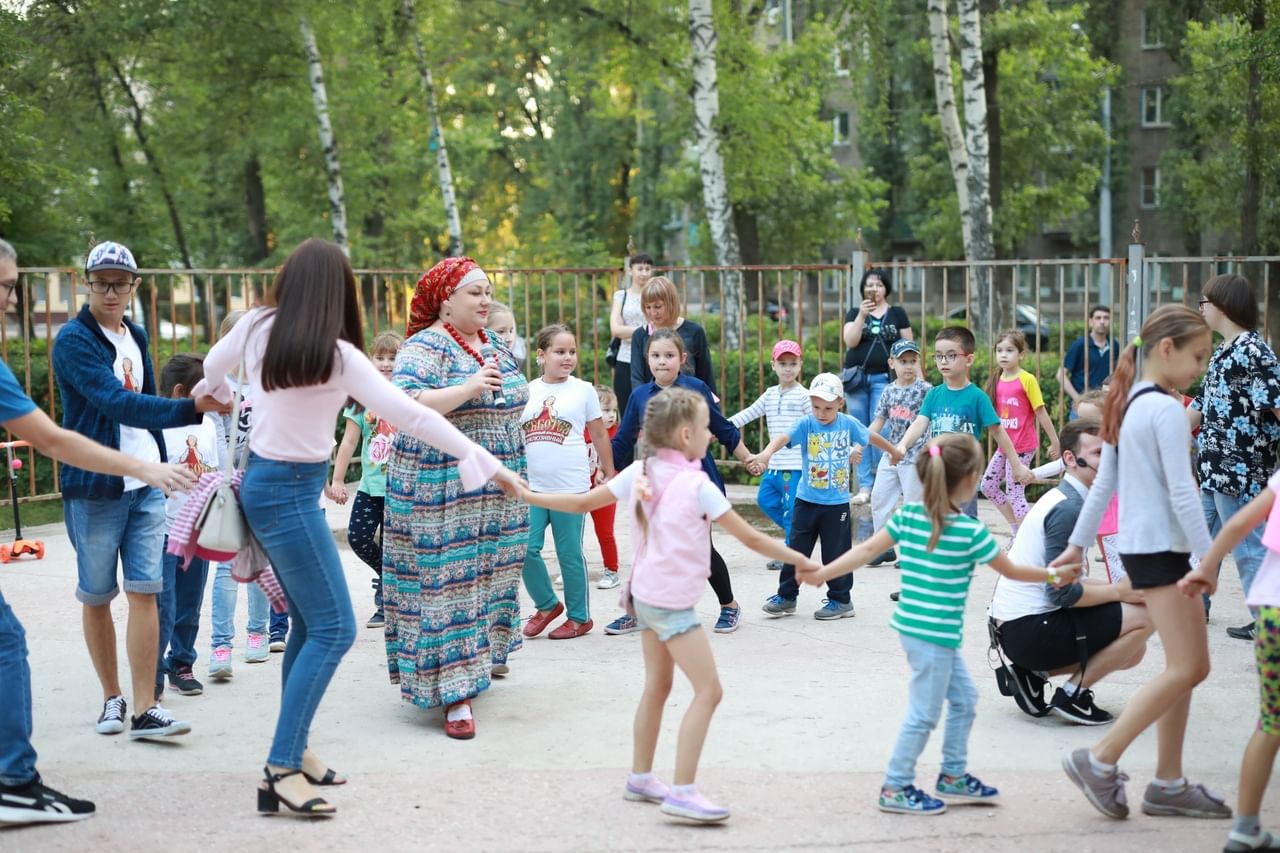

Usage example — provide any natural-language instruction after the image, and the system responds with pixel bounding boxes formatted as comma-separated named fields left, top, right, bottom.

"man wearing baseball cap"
left=728, top=340, right=811, bottom=570
left=53, top=241, right=225, bottom=740
left=750, top=372, right=902, bottom=620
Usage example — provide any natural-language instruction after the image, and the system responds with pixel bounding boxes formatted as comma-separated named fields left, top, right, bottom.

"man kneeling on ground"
left=988, top=416, right=1153, bottom=724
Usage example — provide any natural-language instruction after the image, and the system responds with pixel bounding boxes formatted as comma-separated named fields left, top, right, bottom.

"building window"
left=1141, top=6, right=1164, bottom=49
left=832, top=112, right=851, bottom=146
left=1140, top=166, right=1161, bottom=209
left=1141, top=86, right=1170, bottom=127
left=834, top=43, right=851, bottom=76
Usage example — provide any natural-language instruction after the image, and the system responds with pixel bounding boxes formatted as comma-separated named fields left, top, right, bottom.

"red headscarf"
left=407, top=256, right=485, bottom=337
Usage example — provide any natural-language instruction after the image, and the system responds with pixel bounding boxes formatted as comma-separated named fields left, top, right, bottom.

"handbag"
left=606, top=336, right=621, bottom=368
left=195, top=343, right=250, bottom=553
left=841, top=333, right=882, bottom=395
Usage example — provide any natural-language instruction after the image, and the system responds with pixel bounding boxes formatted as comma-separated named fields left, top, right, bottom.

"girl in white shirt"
left=519, top=325, right=615, bottom=640
left=1052, top=304, right=1228, bottom=821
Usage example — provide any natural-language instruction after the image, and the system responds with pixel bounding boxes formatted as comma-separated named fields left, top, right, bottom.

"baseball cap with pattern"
left=890, top=339, right=921, bottom=358
left=771, top=339, right=802, bottom=361
left=85, top=241, right=138, bottom=275
left=808, top=372, right=843, bottom=402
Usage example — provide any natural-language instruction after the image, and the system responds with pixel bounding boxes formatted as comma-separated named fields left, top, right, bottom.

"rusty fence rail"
left=4, top=254, right=1278, bottom=509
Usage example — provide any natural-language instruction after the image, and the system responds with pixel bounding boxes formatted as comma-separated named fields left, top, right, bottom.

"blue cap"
left=85, top=242, right=138, bottom=275
left=890, top=339, right=920, bottom=358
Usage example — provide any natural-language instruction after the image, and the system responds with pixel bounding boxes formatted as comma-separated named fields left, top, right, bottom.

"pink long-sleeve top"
left=193, top=308, right=501, bottom=491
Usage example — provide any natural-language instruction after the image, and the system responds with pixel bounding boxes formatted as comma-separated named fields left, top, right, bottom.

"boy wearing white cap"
left=729, top=339, right=811, bottom=570
left=751, top=373, right=902, bottom=619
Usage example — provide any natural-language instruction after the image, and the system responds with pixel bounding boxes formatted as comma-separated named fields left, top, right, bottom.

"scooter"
left=1, top=440, right=44, bottom=563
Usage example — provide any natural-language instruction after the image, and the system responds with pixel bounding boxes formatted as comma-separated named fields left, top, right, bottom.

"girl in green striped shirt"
left=799, top=433, right=1080, bottom=816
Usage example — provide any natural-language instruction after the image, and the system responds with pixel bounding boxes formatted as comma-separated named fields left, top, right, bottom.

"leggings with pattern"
left=1257, top=605, right=1280, bottom=735
left=979, top=449, right=1037, bottom=519
left=347, top=490, right=384, bottom=603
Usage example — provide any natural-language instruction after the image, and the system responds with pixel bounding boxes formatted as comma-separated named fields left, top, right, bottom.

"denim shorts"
left=64, top=487, right=167, bottom=604
left=632, top=599, right=701, bottom=642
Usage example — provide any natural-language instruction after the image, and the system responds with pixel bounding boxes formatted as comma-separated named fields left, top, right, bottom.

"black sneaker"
left=129, top=705, right=192, bottom=739
left=765, top=560, right=785, bottom=571
left=367, top=609, right=385, bottom=628
left=889, top=591, right=900, bottom=602
left=0, top=775, right=96, bottom=824
left=994, top=661, right=1051, bottom=717
left=1228, top=621, right=1257, bottom=641
left=868, top=549, right=897, bottom=567
left=95, top=695, right=127, bottom=735
left=167, top=666, right=203, bottom=696
left=1049, top=686, right=1114, bottom=725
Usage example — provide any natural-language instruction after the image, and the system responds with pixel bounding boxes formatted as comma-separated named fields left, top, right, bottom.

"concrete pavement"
left=0, top=487, right=1265, bottom=851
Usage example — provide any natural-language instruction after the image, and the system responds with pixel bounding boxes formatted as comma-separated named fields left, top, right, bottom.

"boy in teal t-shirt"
left=894, top=327, right=1031, bottom=518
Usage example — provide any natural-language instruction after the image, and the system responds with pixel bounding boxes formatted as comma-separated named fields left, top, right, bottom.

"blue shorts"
left=64, top=487, right=167, bottom=605
left=633, top=599, right=701, bottom=642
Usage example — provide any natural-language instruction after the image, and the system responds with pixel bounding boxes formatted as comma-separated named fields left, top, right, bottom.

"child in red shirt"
left=589, top=385, right=621, bottom=589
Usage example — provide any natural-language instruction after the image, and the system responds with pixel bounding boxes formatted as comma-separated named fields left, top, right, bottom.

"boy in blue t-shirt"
left=894, top=326, right=1031, bottom=518
left=750, top=373, right=902, bottom=619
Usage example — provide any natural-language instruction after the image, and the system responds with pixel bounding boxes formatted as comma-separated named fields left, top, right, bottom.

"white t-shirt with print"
left=520, top=376, right=602, bottom=493
left=161, top=414, right=220, bottom=523
left=98, top=323, right=160, bottom=491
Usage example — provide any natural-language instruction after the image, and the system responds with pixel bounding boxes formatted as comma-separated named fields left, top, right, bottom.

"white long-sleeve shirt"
left=729, top=384, right=811, bottom=470
left=193, top=308, right=500, bottom=491
left=1068, top=382, right=1212, bottom=558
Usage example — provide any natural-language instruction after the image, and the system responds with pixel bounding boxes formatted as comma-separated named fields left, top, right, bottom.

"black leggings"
left=347, top=490, right=384, bottom=602
left=709, top=542, right=733, bottom=606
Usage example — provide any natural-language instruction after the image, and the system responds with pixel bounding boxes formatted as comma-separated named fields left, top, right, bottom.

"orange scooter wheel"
left=34, top=540, right=44, bottom=560
left=0, top=545, right=10, bottom=563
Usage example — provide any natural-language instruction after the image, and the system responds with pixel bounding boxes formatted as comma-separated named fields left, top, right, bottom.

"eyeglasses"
left=0, top=280, right=16, bottom=298
left=87, top=278, right=140, bottom=294
left=1198, top=298, right=1211, bottom=307
left=933, top=352, right=961, bottom=364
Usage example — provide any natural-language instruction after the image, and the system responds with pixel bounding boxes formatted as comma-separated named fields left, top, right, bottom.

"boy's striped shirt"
left=885, top=502, right=1000, bottom=648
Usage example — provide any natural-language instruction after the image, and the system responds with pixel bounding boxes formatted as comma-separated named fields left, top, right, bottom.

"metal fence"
left=4, top=248, right=1278, bottom=508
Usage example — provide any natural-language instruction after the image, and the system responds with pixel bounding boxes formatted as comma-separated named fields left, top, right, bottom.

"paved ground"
left=0, top=487, right=1266, bottom=851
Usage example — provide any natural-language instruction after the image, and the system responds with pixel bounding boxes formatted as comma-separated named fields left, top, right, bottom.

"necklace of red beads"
left=442, top=322, right=490, bottom=365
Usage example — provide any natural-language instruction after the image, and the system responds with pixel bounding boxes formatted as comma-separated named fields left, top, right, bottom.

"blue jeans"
left=64, top=487, right=166, bottom=604
left=884, top=633, right=978, bottom=789
left=157, top=542, right=209, bottom=685
left=240, top=455, right=356, bottom=769
left=845, top=371, right=889, bottom=492
left=522, top=506, right=589, bottom=624
left=0, top=588, right=36, bottom=787
left=757, top=469, right=798, bottom=541
left=1203, top=488, right=1265, bottom=608
left=210, top=561, right=269, bottom=650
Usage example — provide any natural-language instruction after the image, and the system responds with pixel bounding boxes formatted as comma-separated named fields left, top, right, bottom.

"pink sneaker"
left=245, top=632, right=269, bottom=663
left=624, top=774, right=670, bottom=804
left=207, top=646, right=233, bottom=681
left=660, top=787, right=730, bottom=822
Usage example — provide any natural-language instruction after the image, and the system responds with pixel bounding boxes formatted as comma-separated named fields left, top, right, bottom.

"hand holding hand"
left=1048, top=562, right=1082, bottom=587
left=194, top=395, right=233, bottom=415
left=1047, top=442, right=1061, bottom=461
left=1014, top=463, right=1034, bottom=485
left=887, top=445, right=904, bottom=465
left=848, top=444, right=864, bottom=466
left=1050, top=545, right=1084, bottom=572
left=491, top=467, right=525, bottom=498
left=1178, top=565, right=1218, bottom=598
left=139, top=462, right=198, bottom=496
left=325, top=482, right=349, bottom=504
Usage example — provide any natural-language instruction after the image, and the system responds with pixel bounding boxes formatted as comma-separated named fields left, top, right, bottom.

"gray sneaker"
left=761, top=595, right=796, bottom=616
left=1062, top=748, right=1129, bottom=819
left=814, top=599, right=855, bottom=620
left=1140, top=781, right=1231, bottom=818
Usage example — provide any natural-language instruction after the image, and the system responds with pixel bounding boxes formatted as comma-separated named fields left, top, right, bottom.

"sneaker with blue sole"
left=936, top=773, right=999, bottom=804
left=713, top=606, right=741, bottom=633
left=761, top=595, right=796, bottom=616
left=814, top=599, right=855, bottom=620
left=879, top=784, right=947, bottom=815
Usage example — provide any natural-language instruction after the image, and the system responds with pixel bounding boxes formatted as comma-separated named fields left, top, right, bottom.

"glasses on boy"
left=87, top=278, right=141, bottom=294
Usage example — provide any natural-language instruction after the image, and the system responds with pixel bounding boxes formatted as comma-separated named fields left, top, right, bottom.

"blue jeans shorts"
left=633, top=599, right=701, bottom=642
left=64, top=487, right=167, bottom=605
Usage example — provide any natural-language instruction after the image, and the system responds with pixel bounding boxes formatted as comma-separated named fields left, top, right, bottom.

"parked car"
left=944, top=303, right=1051, bottom=351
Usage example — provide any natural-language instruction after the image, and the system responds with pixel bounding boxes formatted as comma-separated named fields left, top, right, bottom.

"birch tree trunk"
left=956, top=0, right=996, bottom=335
left=927, top=0, right=972, bottom=258
left=299, top=15, right=350, bottom=256
left=687, top=0, right=743, bottom=351
left=402, top=0, right=464, bottom=257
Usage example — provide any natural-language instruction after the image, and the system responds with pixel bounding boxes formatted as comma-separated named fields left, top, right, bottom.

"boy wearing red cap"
left=729, top=340, right=811, bottom=570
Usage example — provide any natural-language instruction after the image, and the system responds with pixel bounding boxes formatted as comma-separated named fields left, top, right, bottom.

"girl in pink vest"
left=517, top=388, right=814, bottom=824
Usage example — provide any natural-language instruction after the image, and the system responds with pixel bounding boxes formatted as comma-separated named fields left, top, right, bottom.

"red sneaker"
left=548, top=618, right=594, bottom=640
left=522, top=603, right=565, bottom=638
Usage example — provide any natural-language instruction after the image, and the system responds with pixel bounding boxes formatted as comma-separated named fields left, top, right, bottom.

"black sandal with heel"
left=258, top=766, right=336, bottom=817
left=303, top=767, right=345, bottom=787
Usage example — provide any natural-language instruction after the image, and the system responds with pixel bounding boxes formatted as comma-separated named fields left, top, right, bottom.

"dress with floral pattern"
left=382, top=330, right=528, bottom=709
left=1192, top=330, right=1280, bottom=499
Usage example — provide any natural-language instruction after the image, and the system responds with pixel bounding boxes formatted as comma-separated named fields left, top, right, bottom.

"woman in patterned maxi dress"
left=382, top=257, right=529, bottom=737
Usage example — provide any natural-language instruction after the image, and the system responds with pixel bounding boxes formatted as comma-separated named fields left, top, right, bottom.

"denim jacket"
left=52, top=304, right=201, bottom=500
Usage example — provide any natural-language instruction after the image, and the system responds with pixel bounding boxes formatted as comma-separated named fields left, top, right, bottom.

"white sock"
left=445, top=703, right=473, bottom=722
left=1152, top=776, right=1186, bottom=791
left=1060, top=680, right=1080, bottom=697
left=1088, top=751, right=1116, bottom=775
left=672, top=783, right=696, bottom=797
left=629, top=771, right=653, bottom=784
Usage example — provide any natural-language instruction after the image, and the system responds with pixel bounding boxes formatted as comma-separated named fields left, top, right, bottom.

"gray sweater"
left=1069, top=382, right=1213, bottom=558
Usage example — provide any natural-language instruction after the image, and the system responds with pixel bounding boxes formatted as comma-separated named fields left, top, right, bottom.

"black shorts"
left=1118, top=551, right=1192, bottom=590
left=999, top=603, right=1124, bottom=673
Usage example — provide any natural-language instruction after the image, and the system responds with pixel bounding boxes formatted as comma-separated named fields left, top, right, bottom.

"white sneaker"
left=597, top=572, right=621, bottom=590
